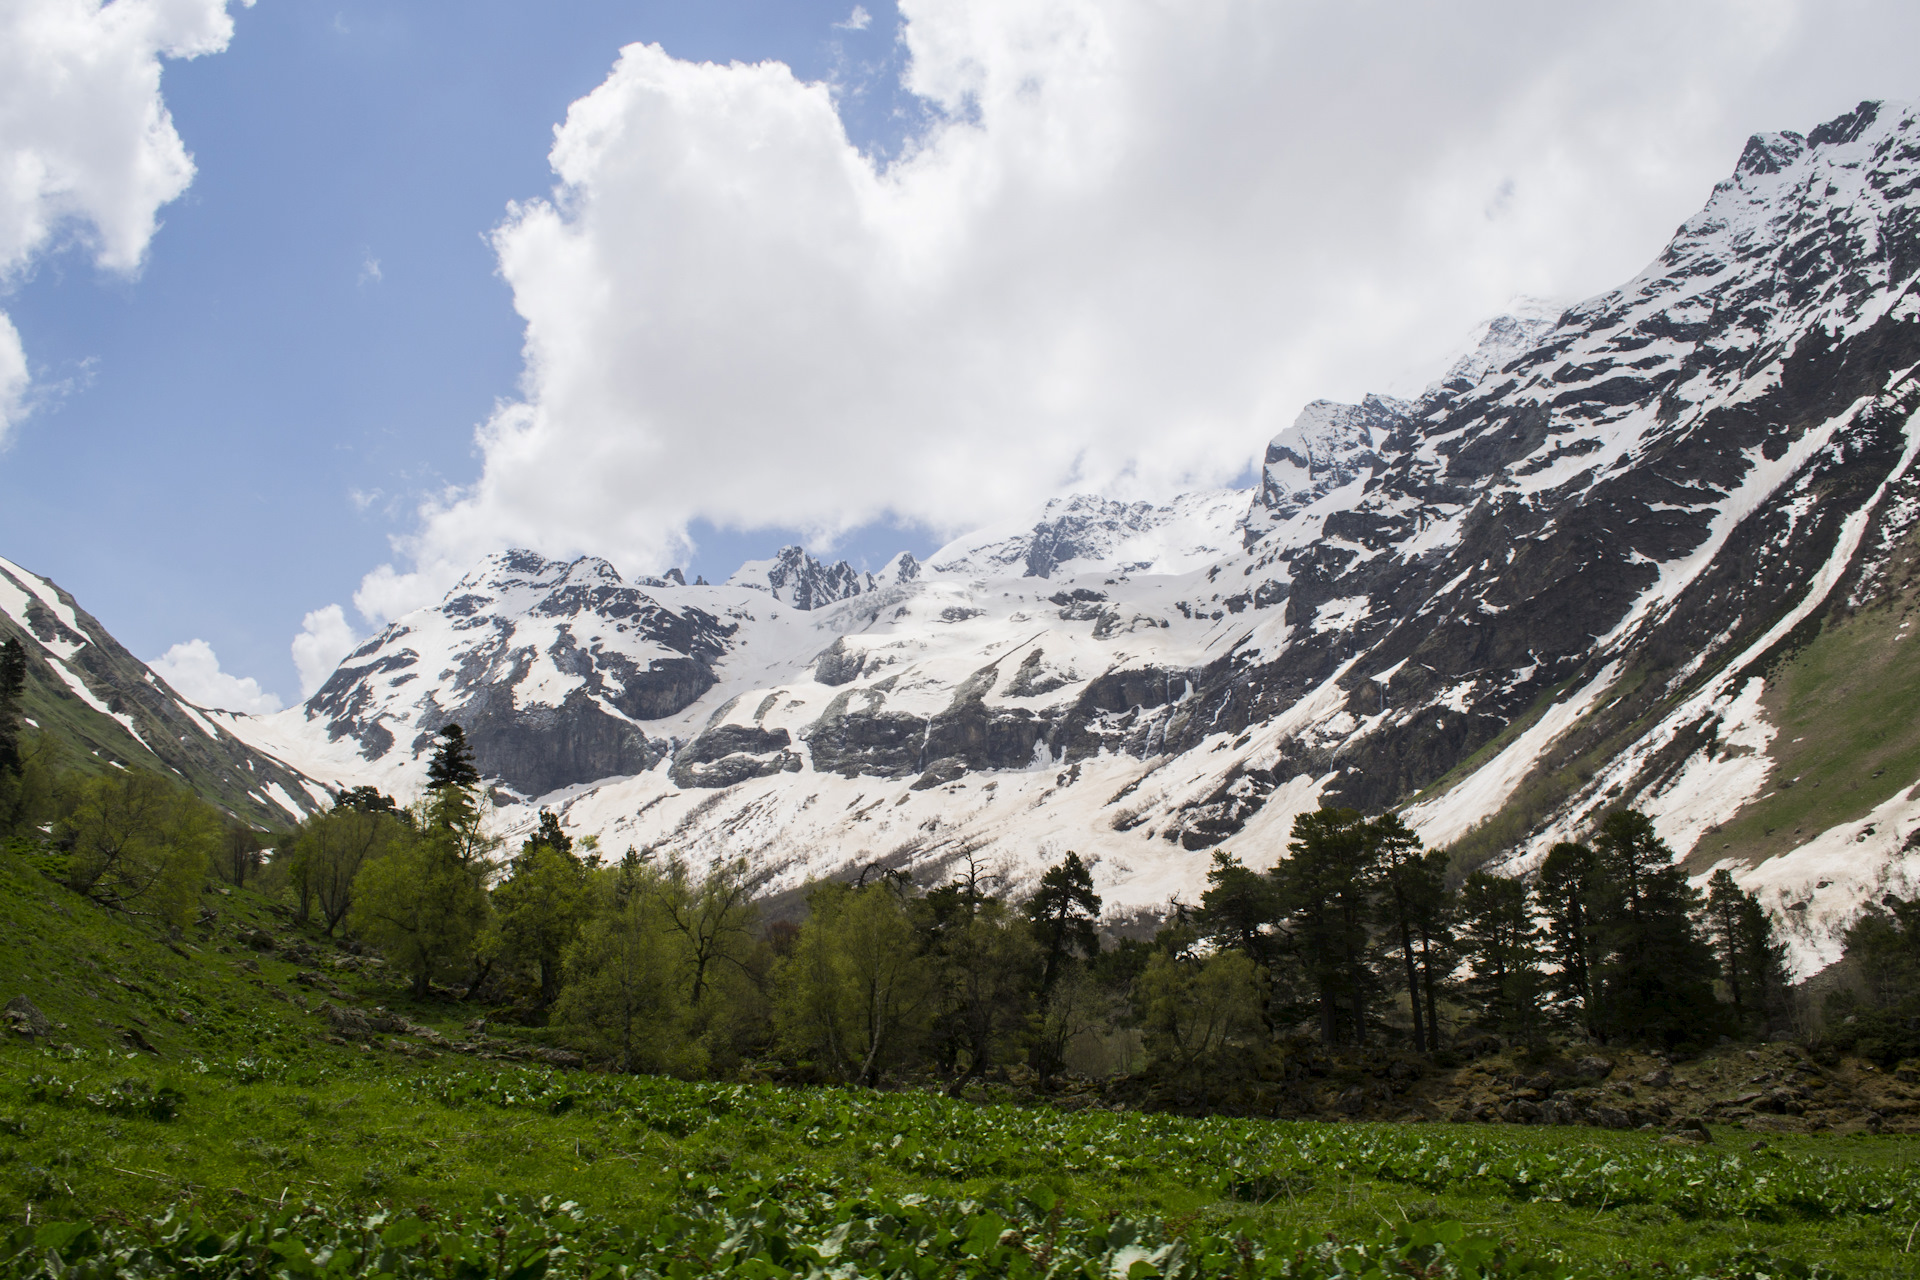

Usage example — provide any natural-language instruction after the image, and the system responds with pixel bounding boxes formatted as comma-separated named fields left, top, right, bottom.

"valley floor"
left=0, top=854, right=1915, bottom=1277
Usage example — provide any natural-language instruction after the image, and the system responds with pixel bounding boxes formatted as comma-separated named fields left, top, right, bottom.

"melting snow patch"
left=1406, top=664, right=1620, bottom=850
left=1716, top=783, right=1920, bottom=977
left=1312, top=596, right=1370, bottom=634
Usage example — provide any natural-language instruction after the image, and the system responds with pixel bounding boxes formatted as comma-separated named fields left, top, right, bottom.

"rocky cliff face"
left=221, top=101, right=1920, bottom=970
left=233, top=550, right=751, bottom=802
left=0, top=557, right=327, bottom=826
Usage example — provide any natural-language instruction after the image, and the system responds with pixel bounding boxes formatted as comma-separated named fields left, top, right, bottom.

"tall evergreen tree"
left=1025, top=851, right=1101, bottom=994
left=1271, top=807, right=1378, bottom=1045
left=1199, top=851, right=1282, bottom=967
left=916, top=862, right=1034, bottom=1083
left=426, top=723, right=480, bottom=791
left=1369, top=814, right=1446, bottom=1052
left=1704, top=869, right=1789, bottom=1031
left=1457, top=871, right=1545, bottom=1042
left=1535, top=840, right=1598, bottom=1032
left=522, top=807, right=572, bottom=858
left=1587, top=809, right=1723, bottom=1046
left=423, top=723, right=491, bottom=862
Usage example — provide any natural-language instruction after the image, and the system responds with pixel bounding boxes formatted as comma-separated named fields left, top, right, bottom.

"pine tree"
left=423, top=723, right=491, bottom=860
left=1704, top=869, right=1789, bottom=1033
left=1271, top=807, right=1378, bottom=1045
left=1025, top=851, right=1101, bottom=994
left=1369, top=814, right=1446, bottom=1052
left=1457, top=871, right=1545, bottom=1043
left=1535, top=840, right=1598, bottom=1032
left=426, top=723, right=480, bottom=791
left=1199, top=851, right=1282, bottom=963
left=522, top=807, right=572, bottom=858
left=1587, top=809, right=1723, bottom=1046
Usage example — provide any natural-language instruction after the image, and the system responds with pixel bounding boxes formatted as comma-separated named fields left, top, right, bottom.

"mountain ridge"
left=64, top=98, right=1920, bottom=976
left=0, top=556, right=328, bottom=826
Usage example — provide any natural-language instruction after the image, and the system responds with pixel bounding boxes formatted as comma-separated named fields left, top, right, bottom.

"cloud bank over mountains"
left=0, top=0, right=251, bottom=440
left=342, top=0, right=1920, bottom=642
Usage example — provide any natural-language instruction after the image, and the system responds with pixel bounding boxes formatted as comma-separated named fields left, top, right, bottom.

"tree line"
left=4, top=670, right=1915, bottom=1082
left=267, top=724, right=1830, bottom=1082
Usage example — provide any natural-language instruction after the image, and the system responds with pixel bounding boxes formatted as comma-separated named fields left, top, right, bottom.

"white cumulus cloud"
left=149, top=638, right=283, bottom=714
left=0, top=0, right=251, bottom=442
left=352, top=0, right=1920, bottom=624
left=292, top=604, right=361, bottom=699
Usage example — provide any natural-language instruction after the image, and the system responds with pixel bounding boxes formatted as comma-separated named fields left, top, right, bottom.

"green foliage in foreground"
left=0, top=1190, right=1586, bottom=1280
left=2, top=1048, right=1917, bottom=1278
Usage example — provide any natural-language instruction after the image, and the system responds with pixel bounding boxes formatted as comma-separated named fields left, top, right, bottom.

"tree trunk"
left=1399, top=918, right=1425, bottom=1052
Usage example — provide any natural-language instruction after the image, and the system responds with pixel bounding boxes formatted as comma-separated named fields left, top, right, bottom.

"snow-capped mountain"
left=0, top=557, right=328, bottom=824
left=221, top=100, right=1920, bottom=971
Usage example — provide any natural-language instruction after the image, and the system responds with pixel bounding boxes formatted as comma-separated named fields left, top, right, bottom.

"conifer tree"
left=1271, top=807, right=1378, bottom=1045
left=917, top=860, right=1034, bottom=1083
left=523, top=807, right=572, bottom=858
left=1457, top=871, right=1545, bottom=1042
left=1535, top=840, right=1598, bottom=1032
left=1587, top=809, right=1722, bottom=1046
left=1369, top=814, right=1446, bottom=1052
left=426, top=723, right=480, bottom=791
left=1704, top=869, right=1789, bottom=1031
left=1025, top=850, right=1101, bottom=993
left=1199, top=851, right=1282, bottom=967
left=422, top=723, right=492, bottom=863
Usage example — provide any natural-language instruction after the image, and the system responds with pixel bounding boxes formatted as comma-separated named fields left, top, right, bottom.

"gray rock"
left=1664, top=1117, right=1714, bottom=1143
left=321, top=1002, right=376, bottom=1039
left=1004, top=648, right=1071, bottom=698
left=671, top=724, right=800, bottom=788
left=812, top=637, right=866, bottom=687
left=910, top=757, right=969, bottom=791
left=5, top=996, right=51, bottom=1038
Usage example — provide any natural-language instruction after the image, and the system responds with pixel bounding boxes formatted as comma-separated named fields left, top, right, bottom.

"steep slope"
left=225, top=101, right=1920, bottom=968
left=0, top=557, right=326, bottom=826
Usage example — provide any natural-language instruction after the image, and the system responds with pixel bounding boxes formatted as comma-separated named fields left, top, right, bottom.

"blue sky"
left=0, top=0, right=930, bottom=705
left=4, top=1, right=1918, bottom=711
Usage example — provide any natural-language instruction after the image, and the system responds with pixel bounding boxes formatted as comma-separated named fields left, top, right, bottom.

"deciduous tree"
left=60, top=771, right=214, bottom=922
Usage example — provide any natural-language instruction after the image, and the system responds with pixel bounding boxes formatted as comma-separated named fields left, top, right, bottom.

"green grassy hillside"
left=1691, top=565, right=1920, bottom=870
left=0, top=851, right=1916, bottom=1277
